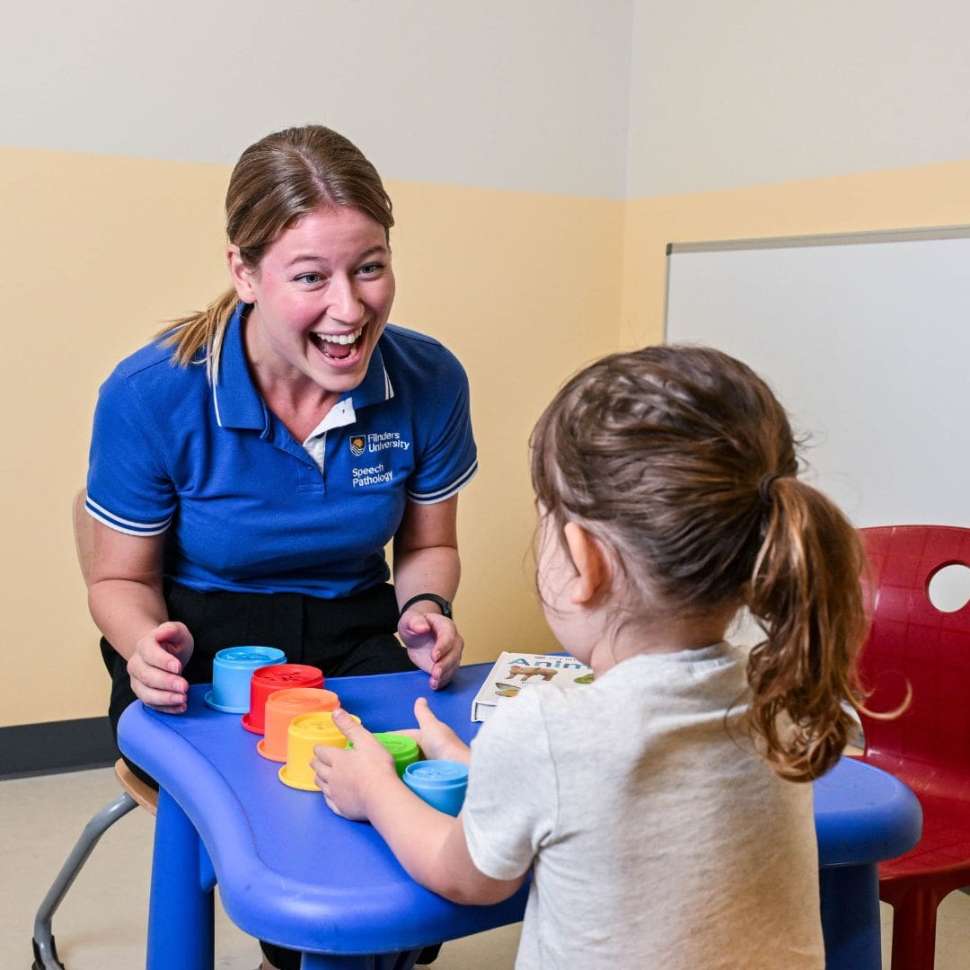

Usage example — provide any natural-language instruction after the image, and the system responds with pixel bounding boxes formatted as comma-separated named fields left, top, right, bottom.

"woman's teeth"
left=315, top=328, right=362, bottom=347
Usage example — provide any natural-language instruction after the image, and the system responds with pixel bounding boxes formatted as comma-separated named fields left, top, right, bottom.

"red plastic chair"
left=856, top=525, right=970, bottom=970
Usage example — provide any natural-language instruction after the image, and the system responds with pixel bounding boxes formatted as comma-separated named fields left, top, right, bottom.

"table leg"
left=300, top=949, right=421, bottom=969
left=147, top=789, right=214, bottom=970
left=819, top=864, right=882, bottom=970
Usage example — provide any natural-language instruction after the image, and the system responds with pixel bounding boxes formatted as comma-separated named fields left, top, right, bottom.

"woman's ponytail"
left=744, top=477, right=868, bottom=782
left=156, top=288, right=240, bottom=381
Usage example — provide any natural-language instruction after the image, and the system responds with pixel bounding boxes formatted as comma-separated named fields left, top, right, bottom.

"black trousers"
left=100, top=580, right=439, bottom=969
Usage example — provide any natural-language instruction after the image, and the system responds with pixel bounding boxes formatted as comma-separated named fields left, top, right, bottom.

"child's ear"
left=226, top=245, right=257, bottom=302
left=563, top=522, right=610, bottom=605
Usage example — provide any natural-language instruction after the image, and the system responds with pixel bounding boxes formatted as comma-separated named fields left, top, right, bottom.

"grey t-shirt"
left=462, top=643, right=824, bottom=970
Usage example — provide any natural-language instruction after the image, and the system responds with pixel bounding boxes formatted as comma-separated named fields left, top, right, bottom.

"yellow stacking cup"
left=279, top=711, right=360, bottom=792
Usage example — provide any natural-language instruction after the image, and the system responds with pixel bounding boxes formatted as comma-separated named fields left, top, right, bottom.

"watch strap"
left=398, top=593, right=453, bottom=619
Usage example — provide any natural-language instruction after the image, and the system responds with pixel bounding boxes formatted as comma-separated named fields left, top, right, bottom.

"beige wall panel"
left=1, top=148, right=624, bottom=727
left=1, top=147, right=228, bottom=728
left=620, top=159, right=970, bottom=349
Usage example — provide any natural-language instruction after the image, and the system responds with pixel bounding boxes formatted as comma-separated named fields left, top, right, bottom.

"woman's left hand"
left=397, top=609, right=463, bottom=690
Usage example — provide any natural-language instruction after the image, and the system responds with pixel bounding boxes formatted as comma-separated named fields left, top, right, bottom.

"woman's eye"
left=357, top=262, right=384, bottom=277
left=295, top=272, right=324, bottom=285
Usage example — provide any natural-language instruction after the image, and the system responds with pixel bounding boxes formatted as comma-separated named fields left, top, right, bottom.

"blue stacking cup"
left=402, top=760, right=469, bottom=816
left=204, top=646, right=286, bottom=714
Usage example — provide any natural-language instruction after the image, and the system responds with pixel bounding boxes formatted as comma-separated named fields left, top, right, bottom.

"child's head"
left=530, top=344, right=867, bottom=782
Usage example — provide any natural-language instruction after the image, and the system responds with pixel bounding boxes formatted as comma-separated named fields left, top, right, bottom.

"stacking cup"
left=278, top=710, right=360, bottom=791
left=402, top=760, right=469, bottom=816
left=204, top=646, right=286, bottom=713
left=242, top=664, right=324, bottom=734
left=372, top=732, right=422, bottom=777
left=257, top=688, right=340, bottom=762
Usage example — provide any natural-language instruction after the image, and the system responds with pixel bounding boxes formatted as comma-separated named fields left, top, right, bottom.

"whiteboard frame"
left=663, top=225, right=970, bottom=340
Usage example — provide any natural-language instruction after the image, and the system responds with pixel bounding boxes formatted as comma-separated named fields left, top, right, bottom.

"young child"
left=312, top=345, right=867, bottom=970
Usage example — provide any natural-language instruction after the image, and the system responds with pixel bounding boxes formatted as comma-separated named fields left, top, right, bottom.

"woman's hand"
left=312, top=710, right=399, bottom=820
left=127, top=621, right=194, bottom=713
left=395, top=697, right=470, bottom=764
left=397, top=609, right=464, bottom=689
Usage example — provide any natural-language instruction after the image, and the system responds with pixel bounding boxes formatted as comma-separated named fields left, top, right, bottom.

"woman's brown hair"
left=159, top=125, right=394, bottom=380
left=530, top=345, right=867, bottom=782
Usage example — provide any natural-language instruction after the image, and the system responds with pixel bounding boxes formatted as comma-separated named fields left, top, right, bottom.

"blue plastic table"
left=118, top=663, right=921, bottom=970
left=814, top=756, right=921, bottom=968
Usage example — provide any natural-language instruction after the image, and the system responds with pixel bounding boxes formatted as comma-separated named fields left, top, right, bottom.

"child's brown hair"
left=530, top=345, right=867, bottom=782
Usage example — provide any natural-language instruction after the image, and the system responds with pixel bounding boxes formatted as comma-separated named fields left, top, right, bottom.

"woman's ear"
left=226, top=245, right=257, bottom=302
left=563, top=522, right=610, bottom=606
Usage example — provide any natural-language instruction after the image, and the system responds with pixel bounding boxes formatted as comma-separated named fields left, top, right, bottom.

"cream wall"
left=626, top=0, right=970, bottom=197
left=2, top=0, right=633, bottom=197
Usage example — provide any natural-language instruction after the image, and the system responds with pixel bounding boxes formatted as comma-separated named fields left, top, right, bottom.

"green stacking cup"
left=372, top=732, right=422, bottom=777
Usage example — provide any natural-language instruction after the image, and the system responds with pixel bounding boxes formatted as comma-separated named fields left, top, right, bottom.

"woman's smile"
left=309, top=324, right=368, bottom=369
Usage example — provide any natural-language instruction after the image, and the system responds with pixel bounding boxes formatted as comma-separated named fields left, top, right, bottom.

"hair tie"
left=758, top=472, right=782, bottom=505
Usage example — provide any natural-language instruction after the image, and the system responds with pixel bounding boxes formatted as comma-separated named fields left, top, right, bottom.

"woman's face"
left=230, top=205, right=395, bottom=398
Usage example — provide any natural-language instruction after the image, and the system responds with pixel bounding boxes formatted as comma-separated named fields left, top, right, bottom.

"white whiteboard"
left=665, top=230, right=970, bottom=530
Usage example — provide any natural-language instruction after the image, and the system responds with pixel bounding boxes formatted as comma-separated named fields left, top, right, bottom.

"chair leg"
left=32, top=790, right=139, bottom=970
left=888, top=887, right=942, bottom=970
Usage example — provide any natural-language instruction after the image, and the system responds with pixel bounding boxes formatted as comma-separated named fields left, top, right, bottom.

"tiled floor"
left=3, top=766, right=969, bottom=969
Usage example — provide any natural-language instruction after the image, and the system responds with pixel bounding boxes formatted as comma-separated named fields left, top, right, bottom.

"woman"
left=84, top=125, right=474, bottom=969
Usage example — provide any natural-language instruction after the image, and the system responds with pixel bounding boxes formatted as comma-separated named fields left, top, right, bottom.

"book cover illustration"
left=471, top=652, right=594, bottom=721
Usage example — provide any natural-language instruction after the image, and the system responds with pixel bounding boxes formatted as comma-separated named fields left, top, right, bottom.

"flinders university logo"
left=350, top=431, right=412, bottom=456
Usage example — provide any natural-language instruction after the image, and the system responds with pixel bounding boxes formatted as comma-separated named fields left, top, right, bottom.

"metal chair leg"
left=32, top=790, right=139, bottom=970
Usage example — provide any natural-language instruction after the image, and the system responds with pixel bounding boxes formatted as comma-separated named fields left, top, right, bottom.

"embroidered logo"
left=350, top=436, right=366, bottom=457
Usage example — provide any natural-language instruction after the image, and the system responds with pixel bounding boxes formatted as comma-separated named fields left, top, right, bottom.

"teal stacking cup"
left=402, top=760, right=469, bottom=816
left=204, top=646, right=286, bottom=714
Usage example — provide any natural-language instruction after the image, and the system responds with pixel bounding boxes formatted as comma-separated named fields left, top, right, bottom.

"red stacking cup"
left=241, top=663, right=324, bottom=734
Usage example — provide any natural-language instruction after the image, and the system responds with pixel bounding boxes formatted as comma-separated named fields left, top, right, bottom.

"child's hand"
left=311, top=710, right=398, bottom=820
left=396, top=697, right=470, bottom=764
left=397, top=609, right=463, bottom=690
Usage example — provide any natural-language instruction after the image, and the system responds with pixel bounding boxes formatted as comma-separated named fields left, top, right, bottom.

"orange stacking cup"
left=279, top=710, right=360, bottom=792
left=242, top=664, right=324, bottom=735
left=257, top=688, right=340, bottom=762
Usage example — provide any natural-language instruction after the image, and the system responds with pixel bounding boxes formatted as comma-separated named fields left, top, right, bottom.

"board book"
left=470, top=651, right=594, bottom=722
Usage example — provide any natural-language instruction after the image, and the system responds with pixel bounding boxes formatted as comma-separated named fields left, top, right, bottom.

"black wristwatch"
left=398, top=593, right=453, bottom=619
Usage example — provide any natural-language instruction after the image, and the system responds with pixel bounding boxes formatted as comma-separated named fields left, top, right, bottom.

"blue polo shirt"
left=86, top=305, right=477, bottom=597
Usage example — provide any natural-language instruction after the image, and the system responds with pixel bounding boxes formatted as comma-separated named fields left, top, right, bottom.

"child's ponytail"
left=745, top=476, right=868, bottom=782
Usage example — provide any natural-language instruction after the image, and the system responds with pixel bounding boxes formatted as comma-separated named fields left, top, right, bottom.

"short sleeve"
left=462, top=691, right=557, bottom=881
left=407, top=352, right=477, bottom=504
left=85, top=371, right=176, bottom=536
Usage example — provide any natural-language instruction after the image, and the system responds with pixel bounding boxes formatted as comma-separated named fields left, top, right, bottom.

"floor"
left=3, top=766, right=970, bottom=970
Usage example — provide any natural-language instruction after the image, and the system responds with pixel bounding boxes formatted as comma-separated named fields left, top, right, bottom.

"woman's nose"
left=327, top=274, right=365, bottom=325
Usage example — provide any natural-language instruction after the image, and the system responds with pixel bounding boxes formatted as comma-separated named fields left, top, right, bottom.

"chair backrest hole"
left=927, top=563, right=970, bottom=613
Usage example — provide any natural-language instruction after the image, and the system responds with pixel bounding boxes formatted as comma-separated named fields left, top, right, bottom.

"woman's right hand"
left=127, top=621, right=195, bottom=713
